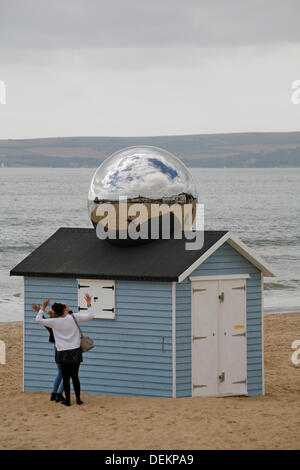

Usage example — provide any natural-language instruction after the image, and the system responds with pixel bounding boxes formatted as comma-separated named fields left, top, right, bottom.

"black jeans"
left=60, top=363, right=81, bottom=404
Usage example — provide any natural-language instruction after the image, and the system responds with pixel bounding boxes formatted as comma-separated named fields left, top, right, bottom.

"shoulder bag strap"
left=71, top=313, right=83, bottom=339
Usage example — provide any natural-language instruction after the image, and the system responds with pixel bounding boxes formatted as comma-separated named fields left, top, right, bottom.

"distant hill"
left=0, top=132, right=300, bottom=167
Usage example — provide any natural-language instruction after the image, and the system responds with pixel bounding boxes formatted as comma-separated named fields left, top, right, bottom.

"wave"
left=244, top=237, right=300, bottom=248
left=264, top=280, right=300, bottom=291
left=0, top=245, right=36, bottom=253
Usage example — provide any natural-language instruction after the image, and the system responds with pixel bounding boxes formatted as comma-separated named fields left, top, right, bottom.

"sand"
left=0, top=313, right=299, bottom=450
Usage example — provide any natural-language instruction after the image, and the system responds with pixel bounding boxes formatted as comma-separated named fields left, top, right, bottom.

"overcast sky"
left=0, top=0, right=299, bottom=139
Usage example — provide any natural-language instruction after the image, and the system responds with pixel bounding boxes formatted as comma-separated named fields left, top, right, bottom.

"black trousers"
left=60, top=363, right=81, bottom=404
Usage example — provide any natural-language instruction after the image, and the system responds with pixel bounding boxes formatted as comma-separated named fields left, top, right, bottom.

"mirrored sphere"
left=88, top=146, right=198, bottom=244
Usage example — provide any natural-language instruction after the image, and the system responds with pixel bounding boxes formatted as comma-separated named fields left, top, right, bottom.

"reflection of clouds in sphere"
left=89, top=146, right=197, bottom=201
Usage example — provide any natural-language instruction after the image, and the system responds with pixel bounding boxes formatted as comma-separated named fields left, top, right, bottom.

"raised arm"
left=33, top=299, right=57, bottom=327
left=35, top=308, right=57, bottom=327
left=73, top=307, right=94, bottom=322
left=73, top=293, right=94, bottom=322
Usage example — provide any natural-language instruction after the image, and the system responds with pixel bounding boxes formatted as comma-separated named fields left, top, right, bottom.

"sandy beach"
left=0, top=313, right=299, bottom=450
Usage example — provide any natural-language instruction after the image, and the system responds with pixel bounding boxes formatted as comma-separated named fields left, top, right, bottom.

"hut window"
left=77, top=279, right=115, bottom=319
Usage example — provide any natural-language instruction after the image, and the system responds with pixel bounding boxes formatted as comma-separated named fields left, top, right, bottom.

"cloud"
left=0, top=1, right=299, bottom=139
left=90, top=147, right=196, bottom=199
left=0, top=0, right=299, bottom=59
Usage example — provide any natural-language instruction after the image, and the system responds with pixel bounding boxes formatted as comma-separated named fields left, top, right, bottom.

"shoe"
left=56, top=393, right=66, bottom=403
left=61, top=401, right=71, bottom=407
left=50, top=393, right=57, bottom=401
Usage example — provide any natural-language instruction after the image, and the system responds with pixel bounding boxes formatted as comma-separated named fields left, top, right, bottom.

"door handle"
left=218, top=372, right=225, bottom=382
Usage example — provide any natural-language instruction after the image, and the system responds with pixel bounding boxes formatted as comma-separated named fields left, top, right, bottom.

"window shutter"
left=77, top=279, right=116, bottom=319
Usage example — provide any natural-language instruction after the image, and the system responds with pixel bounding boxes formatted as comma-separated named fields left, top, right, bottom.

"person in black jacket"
left=44, top=308, right=65, bottom=403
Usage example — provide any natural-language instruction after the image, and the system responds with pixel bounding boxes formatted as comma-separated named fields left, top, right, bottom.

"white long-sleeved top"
left=35, top=308, right=94, bottom=351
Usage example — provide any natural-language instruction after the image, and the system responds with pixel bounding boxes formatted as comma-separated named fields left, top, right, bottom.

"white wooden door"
left=191, top=280, right=218, bottom=396
left=218, top=279, right=247, bottom=396
left=191, top=277, right=247, bottom=397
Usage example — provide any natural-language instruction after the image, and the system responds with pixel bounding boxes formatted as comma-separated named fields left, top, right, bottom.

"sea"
left=0, top=167, right=299, bottom=322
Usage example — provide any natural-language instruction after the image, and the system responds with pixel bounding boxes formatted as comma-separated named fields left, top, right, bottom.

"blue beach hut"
left=10, top=228, right=275, bottom=398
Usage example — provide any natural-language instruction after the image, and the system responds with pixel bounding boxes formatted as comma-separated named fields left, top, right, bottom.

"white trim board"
left=189, top=274, right=250, bottom=281
left=178, top=232, right=276, bottom=283
left=178, top=232, right=229, bottom=283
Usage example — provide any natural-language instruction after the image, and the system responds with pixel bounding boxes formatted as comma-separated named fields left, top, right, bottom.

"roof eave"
left=178, top=231, right=276, bottom=282
left=10, top=270, right=177, bottom=282
left=226, top=233, right=276, bottom=277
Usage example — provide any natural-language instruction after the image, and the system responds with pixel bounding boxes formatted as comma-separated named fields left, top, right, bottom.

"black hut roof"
left=10, top=228, right=228, bottom=282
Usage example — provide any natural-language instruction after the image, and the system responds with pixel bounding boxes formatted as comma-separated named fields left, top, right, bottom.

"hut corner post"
left=172, top=281, right=176, bottom=398
left=261, top=273, right=265, bottom=395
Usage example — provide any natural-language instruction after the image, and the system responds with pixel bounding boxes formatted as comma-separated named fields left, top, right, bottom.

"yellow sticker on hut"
left=234, top=325, right=245, bottom=329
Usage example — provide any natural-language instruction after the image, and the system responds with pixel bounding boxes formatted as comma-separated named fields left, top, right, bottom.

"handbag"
left=71, top=314, right=94, bottom=353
